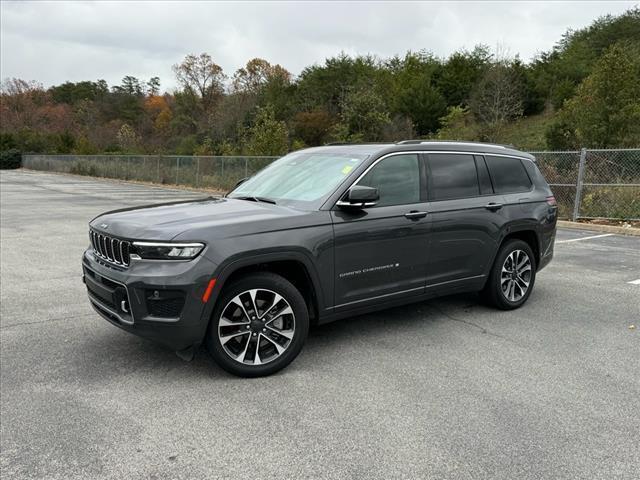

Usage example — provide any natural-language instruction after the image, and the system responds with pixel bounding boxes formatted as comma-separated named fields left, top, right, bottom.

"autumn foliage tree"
left=173, top=53, right=226, bottom=112
left=0, top=8, right=638, bottom=156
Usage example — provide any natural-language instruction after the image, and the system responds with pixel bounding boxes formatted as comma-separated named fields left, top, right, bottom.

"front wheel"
left=482, top=239, right=536, bottom=310
left=206, top=272, right=309, bottom=377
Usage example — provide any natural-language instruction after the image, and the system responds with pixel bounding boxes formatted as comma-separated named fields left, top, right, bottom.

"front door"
left=331, top=153, right=431, bottom=310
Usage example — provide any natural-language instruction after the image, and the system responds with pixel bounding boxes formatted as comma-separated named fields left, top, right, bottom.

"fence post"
left=244, top=158, right=248, bottom=178
left=176, top=157, right=180, bottom=185
left=196, top=158, right=200, bottom=188
left=157, top=156, right=160, bottom=183
left=573, top=148, right=587, bottom=221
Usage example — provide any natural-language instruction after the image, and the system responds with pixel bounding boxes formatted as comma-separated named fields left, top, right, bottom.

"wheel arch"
left=501, top=229, right=540, bottom=268
left=200, top=251, right=324, bottom=338
left=483, top=224, right=541, bottom=285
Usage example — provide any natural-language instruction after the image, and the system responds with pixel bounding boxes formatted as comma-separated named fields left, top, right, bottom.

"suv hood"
left=90, top=197, right=310, bottom=240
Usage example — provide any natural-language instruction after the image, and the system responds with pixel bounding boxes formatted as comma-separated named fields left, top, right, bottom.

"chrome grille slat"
left=89, top=229, right=131, bottom=267
left=112, top=238, right=122, bottom=264
left=105, top=237, right=114, bottom=261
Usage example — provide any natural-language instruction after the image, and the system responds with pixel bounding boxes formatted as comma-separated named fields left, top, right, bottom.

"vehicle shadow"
left=77, top=292, right=485, bottom=382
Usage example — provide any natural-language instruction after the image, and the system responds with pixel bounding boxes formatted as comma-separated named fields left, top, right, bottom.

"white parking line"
left=556, top=233, right=614, bottom=244
left=627, top=279, right=640, bottom=285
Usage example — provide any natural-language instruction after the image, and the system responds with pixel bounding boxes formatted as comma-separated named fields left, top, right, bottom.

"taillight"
left=546, top=196, right=557, bottom=206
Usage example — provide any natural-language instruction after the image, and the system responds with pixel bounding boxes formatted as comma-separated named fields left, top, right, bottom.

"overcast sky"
left=1, top=1, right=636, bottom=91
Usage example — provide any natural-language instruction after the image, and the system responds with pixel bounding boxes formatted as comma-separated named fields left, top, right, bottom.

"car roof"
left=299, top=141, right=535, bottom=161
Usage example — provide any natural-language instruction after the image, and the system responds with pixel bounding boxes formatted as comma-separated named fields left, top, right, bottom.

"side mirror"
left=337, top=185, right=379, bottom=209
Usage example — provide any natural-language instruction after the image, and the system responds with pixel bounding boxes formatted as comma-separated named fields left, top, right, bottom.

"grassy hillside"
left=496, top=112, right=555, bottom=151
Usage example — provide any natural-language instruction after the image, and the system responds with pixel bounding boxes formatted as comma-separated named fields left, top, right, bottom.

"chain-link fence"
left=22, top=149, right=640, bottom=220
left=532, top=148, right=640, bottom=220
left=21, top=154, right=278, bottom=192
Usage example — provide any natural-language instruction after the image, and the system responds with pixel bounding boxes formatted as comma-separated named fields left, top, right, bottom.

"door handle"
left=404, top=211, right=428, bottom=220
left=484, top=203, right=504, bottom=211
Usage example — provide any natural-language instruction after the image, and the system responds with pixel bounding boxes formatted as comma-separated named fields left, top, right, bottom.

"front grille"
left=90, top=229, right=131, bottom=266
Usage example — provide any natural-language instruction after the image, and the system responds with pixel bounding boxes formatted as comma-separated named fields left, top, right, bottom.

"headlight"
left=131, top=242, right=205, bottom=260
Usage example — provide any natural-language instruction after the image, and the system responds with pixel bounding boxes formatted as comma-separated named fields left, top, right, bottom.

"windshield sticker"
left=341, top=165, right=354, bottom=175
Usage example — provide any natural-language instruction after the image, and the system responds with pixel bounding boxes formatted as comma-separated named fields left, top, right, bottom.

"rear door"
left=424, top=152, right=503, bottom=289
left=331, top=153, right=431, bottom=310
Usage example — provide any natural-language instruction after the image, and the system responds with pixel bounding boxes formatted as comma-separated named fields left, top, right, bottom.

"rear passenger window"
left=485, top=156, right=532, bottom=193
left=475, top=156, right=494, bottom=195
left=428, top=153, right=479, bottom=200
left=358, top=154, right=420, bottom=207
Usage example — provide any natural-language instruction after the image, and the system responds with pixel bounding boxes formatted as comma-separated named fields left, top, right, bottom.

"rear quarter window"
left=485, top=155, right=532, bottom=193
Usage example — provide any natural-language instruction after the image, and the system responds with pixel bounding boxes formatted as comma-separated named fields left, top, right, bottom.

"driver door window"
left=358, top=154, right=421, bottom=206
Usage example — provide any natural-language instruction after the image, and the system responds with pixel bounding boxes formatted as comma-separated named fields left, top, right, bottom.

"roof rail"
left=396, top=140, right=513, bottom=149
left=324, top=142, right=390, bottom=146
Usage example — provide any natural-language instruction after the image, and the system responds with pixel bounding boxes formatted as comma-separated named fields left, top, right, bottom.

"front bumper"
left=82, top=249, right=218, bottom=350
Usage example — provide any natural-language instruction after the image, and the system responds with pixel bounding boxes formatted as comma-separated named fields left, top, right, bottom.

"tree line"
left=1, top=8, right=638, bottom=159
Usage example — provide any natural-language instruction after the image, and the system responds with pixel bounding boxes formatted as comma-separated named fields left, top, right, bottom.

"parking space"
left=1, top=170, right=639, bottom=479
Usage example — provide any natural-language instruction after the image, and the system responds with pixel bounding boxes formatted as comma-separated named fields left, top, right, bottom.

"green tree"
left=113, top=76, right=143, bottom=96
left=435, top=45, right=491, bottom=107
left=295, top=54, right=383, bottom=115
left=435, top=106, right=480, bottom=141
left=245, top=104, right=289, bottom=155
left=530, top=7, right=640, bottom=109
left=332, top=87, right=391, bottom=142
left=49, top=80, right=108, bottom=104
left=547, top=42, right=640, bottom=148
left=147, top=77, right=161, bottom=96
left=387, top=51, right=447, bottom=136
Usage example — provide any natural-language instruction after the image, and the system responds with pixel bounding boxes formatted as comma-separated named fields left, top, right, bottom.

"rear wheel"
left=482, top=239, right=536, bottom=310
left=206, top=272, right=309, bottom=377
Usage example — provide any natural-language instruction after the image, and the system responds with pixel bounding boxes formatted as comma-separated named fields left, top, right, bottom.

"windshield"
left=228, top=151, right=368, bottom=208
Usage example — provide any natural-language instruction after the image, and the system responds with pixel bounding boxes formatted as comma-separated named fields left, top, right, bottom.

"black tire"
left=206, top=272, right=309, bottom=377
left=482, top=239, right=537, bottom=310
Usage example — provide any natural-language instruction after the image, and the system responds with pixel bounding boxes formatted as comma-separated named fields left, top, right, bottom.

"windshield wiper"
left=234, top=196, right=277, bottom=205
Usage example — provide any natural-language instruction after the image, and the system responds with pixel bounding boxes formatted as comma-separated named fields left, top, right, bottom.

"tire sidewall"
left=207, top=272, right=309, bottom=377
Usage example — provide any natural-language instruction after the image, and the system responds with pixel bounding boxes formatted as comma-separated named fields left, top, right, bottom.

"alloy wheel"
left=500, top=249, right=532, bottom=302
left=218, top=289, right=295, bottom=365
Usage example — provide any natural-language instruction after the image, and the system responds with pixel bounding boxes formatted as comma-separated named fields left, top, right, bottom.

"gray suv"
left=82, top=141, right=557, bottom=377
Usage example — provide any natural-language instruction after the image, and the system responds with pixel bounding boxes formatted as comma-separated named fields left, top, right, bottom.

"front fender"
left=195, top=247, right=330, bottom=343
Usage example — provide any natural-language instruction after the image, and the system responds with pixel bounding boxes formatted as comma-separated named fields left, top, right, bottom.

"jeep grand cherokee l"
left=82, top=141, right=557, bottom=377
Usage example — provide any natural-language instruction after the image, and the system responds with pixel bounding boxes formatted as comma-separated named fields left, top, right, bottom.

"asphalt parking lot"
left=1, top=169, right=639, bottom=480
